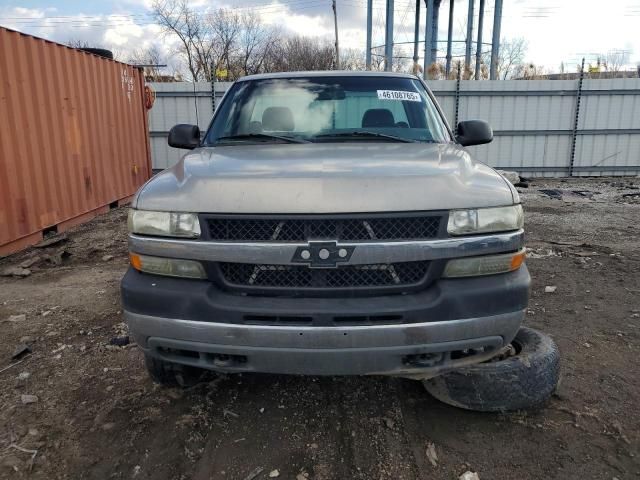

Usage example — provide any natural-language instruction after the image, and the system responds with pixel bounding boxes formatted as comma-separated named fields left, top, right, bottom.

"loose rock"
left=11, top=343, right=32, bottom=360
left=1, top=267, right=31, bottom=277
left=497, top=170, right=520, bottom=185
left=426, top=442, right=438, bottom=467
left=109, top=336, right=130, bottom=347
left=269, top=469, right=280, bottom=478
left=21, top=394, right=39, bottom=404
left=102, top=254, right=114, bottom=262
left=8, top=314, right=27, bottom=323
left=20, top=256, right=41, bottom=268
left=459, top=472, right=480, bottom=480
left=544, top=285, right=557, bottom=293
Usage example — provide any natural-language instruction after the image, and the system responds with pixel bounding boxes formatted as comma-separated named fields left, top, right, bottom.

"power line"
left=1, top=1, right=331, bottom=29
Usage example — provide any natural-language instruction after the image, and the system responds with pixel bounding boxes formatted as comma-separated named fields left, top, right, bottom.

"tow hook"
left=403, top=352, right=445, bottom=368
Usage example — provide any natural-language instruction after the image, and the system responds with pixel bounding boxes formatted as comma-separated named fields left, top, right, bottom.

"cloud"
left=1, top=0, right=637, bottom=75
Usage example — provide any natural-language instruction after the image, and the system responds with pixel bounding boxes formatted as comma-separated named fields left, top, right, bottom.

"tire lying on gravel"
left=144, top=354, right=205, bottom=388
left=423, top=327, right=560, bottom=412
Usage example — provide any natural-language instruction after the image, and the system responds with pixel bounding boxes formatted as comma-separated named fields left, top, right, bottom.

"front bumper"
left=122, top=265, right=530, bottom=378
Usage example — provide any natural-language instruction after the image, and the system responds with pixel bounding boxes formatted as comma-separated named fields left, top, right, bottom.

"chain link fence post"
left=569, top=58, right=585, bottom=177
left=454, top=60, right=462, bottom=133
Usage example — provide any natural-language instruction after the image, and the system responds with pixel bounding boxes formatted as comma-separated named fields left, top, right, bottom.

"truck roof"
left=237, top=70, right=420, bottom=82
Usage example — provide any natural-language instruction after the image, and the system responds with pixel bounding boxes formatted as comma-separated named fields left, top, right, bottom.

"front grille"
left=205, top=215, right=442, bottom=242
left=219, top=262, right=430, bottom=288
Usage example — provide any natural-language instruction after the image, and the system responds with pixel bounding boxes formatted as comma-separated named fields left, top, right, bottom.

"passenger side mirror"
left=456, top=120, right=493, bottom=147
left=168, top=124, right=200, bottom=149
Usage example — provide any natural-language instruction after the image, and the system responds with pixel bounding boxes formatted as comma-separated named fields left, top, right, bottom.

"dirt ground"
left=1, top=177, right=639, bottom=480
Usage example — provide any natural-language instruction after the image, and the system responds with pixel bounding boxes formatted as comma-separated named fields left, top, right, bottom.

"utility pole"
left=332, top=0, right=340, bottom=69
left=384, top=0, right=394, bottom=71
left=366, top=0, right=373, bottom=69
left=474, top=0, right=485, bottom=80
left=465, top=0, right=474, bottom=74
left=445, top=0, right=455, bottom=77
left=412, top=0, right=420, bottom=75
left=489, top=0, right=503, bottom=80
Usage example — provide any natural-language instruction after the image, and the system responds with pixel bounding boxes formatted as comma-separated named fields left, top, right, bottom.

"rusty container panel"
left=0, top=27, right=151, bottom=256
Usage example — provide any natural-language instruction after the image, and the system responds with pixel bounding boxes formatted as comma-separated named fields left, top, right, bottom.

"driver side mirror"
left=456, top=120, right=493, bottom=147
left=168, top=124, right=200, bottom=149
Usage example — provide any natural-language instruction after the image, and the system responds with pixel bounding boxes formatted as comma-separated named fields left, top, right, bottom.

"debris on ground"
left=43, top=248, right=71, bottom=266
left=102, top=255, right=114, bottom=262
left=11, top=343, right=32, bottom=360
left=459, top=472, right=480, bottom=480
left=526, top=247, right=559, bottom=259
left=109, top=336, right=130, bottom=347
left=426, top=442, right=438, bottom=467
left=223, top=409, right=239, bottom=418
left=21, top=394, right=39, bottom=404
left=1, top=266, right=31, bottom=277
left=268, top=469, right=280, bottom=478
left=497, top=170, right=520, bottom=186
left=242, top=467, right=264, bottom=480
left=20, top=256, right=41, bottom=269
left=34, top=234, right=67, bottom=248
left=7, top=314, right=26, bottom=323
left=544, top=286, right=557, bottom=293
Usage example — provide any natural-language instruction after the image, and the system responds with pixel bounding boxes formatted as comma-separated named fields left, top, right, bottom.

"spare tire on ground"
left=423, top=327, right=560, bottom=412
left=79, top=47, right=114, bottom=60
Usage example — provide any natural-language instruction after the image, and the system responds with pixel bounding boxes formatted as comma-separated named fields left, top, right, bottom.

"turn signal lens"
left=443, top=249, right=526, bottom=278
left=129, top=253, right=206, bottom=279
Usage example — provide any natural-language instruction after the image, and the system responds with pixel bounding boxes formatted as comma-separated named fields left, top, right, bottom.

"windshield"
left=203, top=76, right=451, bottom=145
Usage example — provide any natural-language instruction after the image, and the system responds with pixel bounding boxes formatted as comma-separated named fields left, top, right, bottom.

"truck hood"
left=135, top=143, right=515, bottom=213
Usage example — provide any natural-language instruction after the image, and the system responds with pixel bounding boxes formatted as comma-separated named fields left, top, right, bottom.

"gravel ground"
left=0, top=177, right=639, bottom=480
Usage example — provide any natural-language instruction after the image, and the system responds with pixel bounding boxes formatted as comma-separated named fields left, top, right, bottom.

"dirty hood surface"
left=135, top=143, right=515, bottom=213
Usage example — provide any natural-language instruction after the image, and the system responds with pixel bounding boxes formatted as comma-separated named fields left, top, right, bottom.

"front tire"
left=423, top=327, right=560, bottom=412
left=144, top=354, right=204, bottom=387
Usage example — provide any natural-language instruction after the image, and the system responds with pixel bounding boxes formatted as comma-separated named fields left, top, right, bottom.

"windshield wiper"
left=215, top=133, right=310, bottom=144
left=312, top=131, right=417, bottom=143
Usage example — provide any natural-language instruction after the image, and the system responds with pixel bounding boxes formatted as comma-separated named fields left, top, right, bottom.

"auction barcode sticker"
left=377, top=90, right=421, bottom=102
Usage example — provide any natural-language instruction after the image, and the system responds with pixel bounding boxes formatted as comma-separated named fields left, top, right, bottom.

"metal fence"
left=149, top=78, right=640, bottom=176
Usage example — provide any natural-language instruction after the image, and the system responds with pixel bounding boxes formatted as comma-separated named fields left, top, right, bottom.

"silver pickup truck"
left=122, top=71, right=559, bottom=412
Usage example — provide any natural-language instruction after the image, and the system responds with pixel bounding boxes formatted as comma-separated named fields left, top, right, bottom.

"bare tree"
left=514, top=62, right=546, bottom=80
left=496, top=37, right=528, bottom=80
left=341, top=48, right=366, bottom=70
left=235, top=12, right=277, bottom=76
left=207, top=8, right=241, bottom=79
left=129, top=45, right=167, bottom=81
left=263, top=36, right=335, bottom=72
left=603, top=49, right=630, bottom=73
left=66, top=39, right=92, bottom=48
left=152, top=0, right=212, bottom=81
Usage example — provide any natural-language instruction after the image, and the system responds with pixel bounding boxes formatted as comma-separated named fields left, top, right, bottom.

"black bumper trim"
left=121, top=264, right=530, bottom=326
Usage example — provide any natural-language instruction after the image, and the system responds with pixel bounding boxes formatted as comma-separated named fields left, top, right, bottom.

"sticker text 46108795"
left=377, top=90, right=421, bottom=102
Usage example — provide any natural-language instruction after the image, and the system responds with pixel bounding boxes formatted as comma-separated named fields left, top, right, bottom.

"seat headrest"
left=262, top=107, right=294, bottom=131
left=362, top=108, right=395, bottom=128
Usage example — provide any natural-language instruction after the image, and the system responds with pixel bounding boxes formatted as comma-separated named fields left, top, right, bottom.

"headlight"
left=128, top=210, right=201, bottom=238
left=443, top=249, right=526, bottom=278
left=130, top=253, right=207, bottom=279
left=447, top=204, right=523, bottom=236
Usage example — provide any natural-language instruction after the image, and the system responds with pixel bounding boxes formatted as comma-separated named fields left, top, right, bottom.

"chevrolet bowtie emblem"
left=292, top=241, right=355, bottom=268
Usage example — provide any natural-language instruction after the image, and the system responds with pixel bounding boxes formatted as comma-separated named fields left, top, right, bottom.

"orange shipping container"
left=0, top=27, right=151, bottom=256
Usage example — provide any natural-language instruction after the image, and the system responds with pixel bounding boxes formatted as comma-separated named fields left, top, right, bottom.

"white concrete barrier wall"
left=149, top=78, right=640, bottom=176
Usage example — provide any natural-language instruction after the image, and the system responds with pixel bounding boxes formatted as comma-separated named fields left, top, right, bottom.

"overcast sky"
left=1, top=0, right=638, bottom=73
